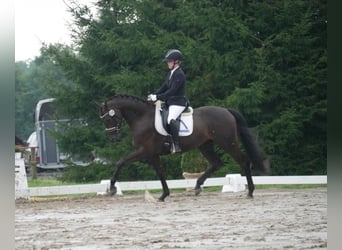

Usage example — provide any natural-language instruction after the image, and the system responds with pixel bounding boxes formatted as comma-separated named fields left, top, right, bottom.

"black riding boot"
left=169, top=119, right=182, bottom=153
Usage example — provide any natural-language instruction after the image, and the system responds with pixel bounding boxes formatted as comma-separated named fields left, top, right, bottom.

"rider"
left=148, top=49, right=188, bottom=153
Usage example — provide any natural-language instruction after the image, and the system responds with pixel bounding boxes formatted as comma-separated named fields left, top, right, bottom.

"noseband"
left=100, top=109, right=122, bottom=133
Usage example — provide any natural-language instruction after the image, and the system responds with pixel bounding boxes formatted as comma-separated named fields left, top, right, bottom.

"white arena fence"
left=15, top=153, right=327, bottom=200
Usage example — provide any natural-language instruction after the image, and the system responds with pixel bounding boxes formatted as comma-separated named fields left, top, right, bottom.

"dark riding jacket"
left=154, top=67, right=188, bottom=106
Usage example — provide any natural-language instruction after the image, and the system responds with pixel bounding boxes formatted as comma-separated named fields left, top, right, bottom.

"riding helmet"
left=163, top=49, right=182, bottom=62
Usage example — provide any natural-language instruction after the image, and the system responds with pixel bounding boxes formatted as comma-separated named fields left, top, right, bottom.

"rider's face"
left=167, top=60, right=175, bottom=69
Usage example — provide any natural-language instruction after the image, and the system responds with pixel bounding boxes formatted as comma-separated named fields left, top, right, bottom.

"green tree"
left=29, top=0, right=326, bottom=181
left=247, top=0, right=327, bottom=174
left=15, top=61, right=53, bottom=139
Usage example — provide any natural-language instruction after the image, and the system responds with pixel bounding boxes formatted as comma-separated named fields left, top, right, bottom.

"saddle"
left=154, top=100, right=193, bottom=136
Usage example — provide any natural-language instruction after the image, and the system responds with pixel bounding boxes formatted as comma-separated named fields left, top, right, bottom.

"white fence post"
left=15, top=153, right=29, bottom=199
left=221, top=174, right=246, bottom=193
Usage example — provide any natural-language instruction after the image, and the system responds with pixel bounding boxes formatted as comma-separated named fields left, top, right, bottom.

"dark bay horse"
left=97, top=95, right=269, bottom=201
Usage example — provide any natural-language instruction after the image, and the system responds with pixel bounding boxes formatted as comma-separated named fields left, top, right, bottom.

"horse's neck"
left=114, top=98, right=151, bottom=126
left=122, top=107, right=143, bottom=125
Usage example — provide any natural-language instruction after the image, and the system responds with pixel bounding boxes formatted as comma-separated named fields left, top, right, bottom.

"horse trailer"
left=31, top=98, right=90, bottom=169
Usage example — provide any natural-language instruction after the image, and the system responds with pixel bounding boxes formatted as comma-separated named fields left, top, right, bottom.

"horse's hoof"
left=107, top=191, right=116, bottom=196
left=108, top=186, right=117, bottom=196
left=247, top=193, right=253, bottom=199
left=195, top=187, right=201, bottom=196
left=158, top=192, right=169, bottom=202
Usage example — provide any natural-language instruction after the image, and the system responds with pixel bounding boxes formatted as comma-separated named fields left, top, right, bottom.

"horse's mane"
left=109, top=94, right=153, bottom=107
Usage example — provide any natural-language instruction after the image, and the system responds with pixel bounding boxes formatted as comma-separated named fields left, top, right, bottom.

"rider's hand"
left=147, top=94, right=157, bottom=102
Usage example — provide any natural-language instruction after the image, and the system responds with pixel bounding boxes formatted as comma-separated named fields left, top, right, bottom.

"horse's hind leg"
left=195, top=141, right=223, bottom=195
left=218, top=141, right=254, bottom=198
left=148, top=156, right=170, bottom=201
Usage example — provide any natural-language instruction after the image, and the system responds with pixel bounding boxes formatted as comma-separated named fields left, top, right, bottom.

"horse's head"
left=96, top=101, right=123, bottom=142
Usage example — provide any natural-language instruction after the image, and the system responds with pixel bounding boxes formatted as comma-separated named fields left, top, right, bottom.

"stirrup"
left=171, top=143, right=182, bottom=154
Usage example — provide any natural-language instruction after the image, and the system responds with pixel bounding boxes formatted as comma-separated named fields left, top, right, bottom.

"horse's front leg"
left=195, top=142, right=223, bottom=195
left=148, top=156, right=170, bottom=201
left=109, top=149, right=145, bottom=196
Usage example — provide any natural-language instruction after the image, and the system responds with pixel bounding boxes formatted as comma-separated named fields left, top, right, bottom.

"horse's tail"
left=228, top=108, right=269, bottom=175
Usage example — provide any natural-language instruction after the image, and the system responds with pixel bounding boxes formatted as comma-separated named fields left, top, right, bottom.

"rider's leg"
left=168, top=105, right=185, bottom=153
left=169, top=119, right=181, bottom=153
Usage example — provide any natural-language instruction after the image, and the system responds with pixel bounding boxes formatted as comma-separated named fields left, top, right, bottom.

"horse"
left=96, top=94, right=269, bottom=201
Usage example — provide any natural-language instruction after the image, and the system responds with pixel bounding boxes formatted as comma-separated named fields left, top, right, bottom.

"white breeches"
left=168, top=105, right=185, bottom=124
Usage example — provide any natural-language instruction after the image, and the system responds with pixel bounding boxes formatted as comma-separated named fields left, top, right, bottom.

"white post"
left=222, top=174, right=246, bottom=193
left=15, top=154, right=29, bottom=199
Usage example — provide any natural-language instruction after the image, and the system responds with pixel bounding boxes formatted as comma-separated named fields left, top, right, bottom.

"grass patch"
left=145, top=184, right=327, bottom=194
left=115, top=184, right=327, bottom=196
left=255, top=184, right=327, bottom=189
left=28, top=179, right=326, bottom=190
left=29, top=193, right=98, bottom=200
left=123, top=188, right=187, bottom=195
left=27, top=178, right=96, bottom=187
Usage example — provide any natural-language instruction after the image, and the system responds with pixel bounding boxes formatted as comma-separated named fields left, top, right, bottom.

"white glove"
left=147, top=94, right=157, bottom=102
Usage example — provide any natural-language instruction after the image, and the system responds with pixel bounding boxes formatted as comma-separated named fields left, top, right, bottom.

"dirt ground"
left=15, top=188, right=327, bottom=250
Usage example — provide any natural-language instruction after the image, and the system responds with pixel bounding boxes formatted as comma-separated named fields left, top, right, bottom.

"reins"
left=99, top=109, right=122, bottom=133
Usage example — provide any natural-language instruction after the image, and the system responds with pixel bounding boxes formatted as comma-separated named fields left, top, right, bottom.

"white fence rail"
left=16, top=174, right=327, bottom=200
left=249, top=175, right=327, bottom=185
left=15, top=154, right=326, bottom=199
left=28, top=184, right=108, bottom=197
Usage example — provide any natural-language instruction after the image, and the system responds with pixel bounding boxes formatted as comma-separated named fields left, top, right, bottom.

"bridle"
left=99, top=108, right=122, bottom=133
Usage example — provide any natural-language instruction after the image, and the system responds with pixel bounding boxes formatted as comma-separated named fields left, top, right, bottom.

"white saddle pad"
left=154, top=101, right=193, bottom=136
